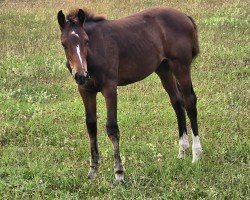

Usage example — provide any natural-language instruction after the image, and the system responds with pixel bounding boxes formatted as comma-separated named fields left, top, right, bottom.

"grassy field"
left=0, top=0, right=249, bottom=199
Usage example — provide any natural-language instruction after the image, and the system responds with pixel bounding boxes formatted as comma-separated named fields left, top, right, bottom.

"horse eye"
left=85, top=40, right=89, bottom=46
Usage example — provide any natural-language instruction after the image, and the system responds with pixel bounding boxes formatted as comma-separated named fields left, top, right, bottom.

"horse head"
left=57, top=9, right=90, bottom=85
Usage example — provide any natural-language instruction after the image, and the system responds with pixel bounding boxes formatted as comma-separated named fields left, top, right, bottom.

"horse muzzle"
left=74, top=72, right=90, bottom=85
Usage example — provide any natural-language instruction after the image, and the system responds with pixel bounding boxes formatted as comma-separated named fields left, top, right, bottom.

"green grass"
left=0, top=0, right=249, bottom=199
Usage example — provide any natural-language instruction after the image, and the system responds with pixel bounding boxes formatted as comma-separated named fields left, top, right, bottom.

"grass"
left=0, top=0, right=249, bottom=199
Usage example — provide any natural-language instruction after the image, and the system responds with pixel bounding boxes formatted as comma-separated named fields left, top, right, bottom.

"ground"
left=0, top=0, right=249, bottom=199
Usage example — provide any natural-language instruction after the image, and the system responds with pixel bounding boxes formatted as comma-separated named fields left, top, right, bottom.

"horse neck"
left=84, top=20, right=106, bottom=35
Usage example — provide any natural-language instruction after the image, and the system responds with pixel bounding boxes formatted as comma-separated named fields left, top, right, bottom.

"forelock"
left=66, top=8, right=106, bottom=24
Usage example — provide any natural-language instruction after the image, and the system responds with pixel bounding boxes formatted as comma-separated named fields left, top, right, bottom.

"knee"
left=86, top=117, right=97, bottom=134
left=106, top=121, right=119, bottom=136
left=171, top=96, right=185, bottom=112
left=187, top=93, right=197, bottom=108
left=186, top=94, right=197, bottom=115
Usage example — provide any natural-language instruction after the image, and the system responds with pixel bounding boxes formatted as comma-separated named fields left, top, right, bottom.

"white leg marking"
left=192, top=135, right=202, bottom=163
left=178, top=132, right=189, bottom=159
left=87, top=167, right=98, bottom=180
left=115, top=173, right=125, bottom=183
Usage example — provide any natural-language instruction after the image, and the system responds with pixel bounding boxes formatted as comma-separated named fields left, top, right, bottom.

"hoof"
left=192, top=147, right=202, bottom=163
left=115, top=172, right=125, bottom=184
left=87, top=167, right=98, bottom=180
left=177, top=143, right=189, bottom=159
left=177, top=150, right=186, bottom=159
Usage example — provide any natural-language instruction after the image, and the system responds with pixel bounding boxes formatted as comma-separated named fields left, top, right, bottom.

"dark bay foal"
left=57, top=7, right=202, bottom=183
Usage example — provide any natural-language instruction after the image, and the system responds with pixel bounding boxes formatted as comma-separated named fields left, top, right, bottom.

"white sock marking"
left=192, top=135, right=202, bottom=163
left=178, top=132, right=189, bottom=159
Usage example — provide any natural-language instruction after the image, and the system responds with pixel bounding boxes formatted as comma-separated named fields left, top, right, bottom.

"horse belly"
left=117, top=54, right=161, bottom=86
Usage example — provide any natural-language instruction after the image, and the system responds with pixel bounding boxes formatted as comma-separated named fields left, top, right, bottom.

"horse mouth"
left=78, top=77, right=95, bottom=89
left=74, top=71, right=90, bottom=85
left=76, top=77, right=85, bottom=84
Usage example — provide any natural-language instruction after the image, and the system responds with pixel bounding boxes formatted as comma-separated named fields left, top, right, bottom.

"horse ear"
left=57, top=10, right=66, bottom=30
left=78, top=9, right=86, bottom=26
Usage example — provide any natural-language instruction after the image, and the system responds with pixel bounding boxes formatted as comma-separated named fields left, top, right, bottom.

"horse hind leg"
left=169, top=59, right=202, bottom=162
left=156, top=60, right=189, bottom=159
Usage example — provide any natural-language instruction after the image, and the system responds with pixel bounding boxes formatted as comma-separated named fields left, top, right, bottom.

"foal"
left=57, top=7, right=202, bottom=183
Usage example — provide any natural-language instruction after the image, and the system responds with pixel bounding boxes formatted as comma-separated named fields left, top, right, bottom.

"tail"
left=187, top=16, right=200, bottom=59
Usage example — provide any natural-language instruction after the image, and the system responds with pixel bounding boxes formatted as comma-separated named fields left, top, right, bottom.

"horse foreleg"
left=78, top=87, right=100, bottom=179
left=102, top=84, right=124, bottom=183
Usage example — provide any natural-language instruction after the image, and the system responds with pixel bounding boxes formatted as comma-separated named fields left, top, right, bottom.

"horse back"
left=107, top=7, right=197, bottom=62
left=88, top=8, right=198, bottom=85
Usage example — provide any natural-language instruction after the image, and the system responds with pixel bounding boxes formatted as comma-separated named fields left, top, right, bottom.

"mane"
left=66, top=8, right=106, bottom=24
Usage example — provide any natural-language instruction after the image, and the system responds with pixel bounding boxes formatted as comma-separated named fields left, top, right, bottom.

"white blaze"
left=76, top=45, right=88, bottom=76
left=76, top=45, right=83, bottom=66
left=70, top=31, right=88, bottom=76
